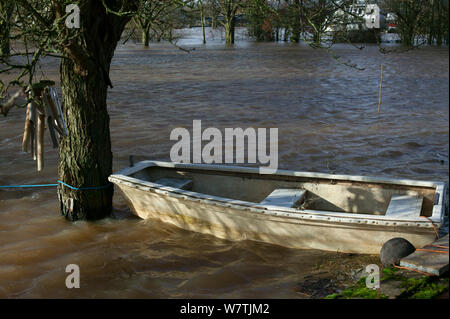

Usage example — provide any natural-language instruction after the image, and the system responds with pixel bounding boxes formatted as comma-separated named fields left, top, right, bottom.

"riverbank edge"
left=325, top=266, right=449, bottom=299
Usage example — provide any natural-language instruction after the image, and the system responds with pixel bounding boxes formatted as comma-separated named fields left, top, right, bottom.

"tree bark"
left=283, top=27, right=290, bottom=42
left=231, top=17, right=235, bottom=42
left=57, top=3, right=131, bottom=221
left=402, top=26, right=415, bottom=46
left=0, top=25, right=10, bottom=56
left=58, top=58, right=114, bottom=221
left=436, top=0, right=442, bottom=45
left=428, top=0, right=436, bottom=45
left=0, top=0, right=13, bottom=56
left=313, top=32, right=322, bottom=46
left=200, top=2, right=206, bottom=44
left=225, top=17, right=235, bottom=44
left=290, top=0, right=301, bottom=43
left=142, top=28, right=150, bottom=47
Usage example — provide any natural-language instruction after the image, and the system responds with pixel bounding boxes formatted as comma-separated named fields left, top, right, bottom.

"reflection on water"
left=0, top=29, right=448, bottom=298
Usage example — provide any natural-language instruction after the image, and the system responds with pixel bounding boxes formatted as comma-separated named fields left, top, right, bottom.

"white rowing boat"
left=109, top=161, right=447, bottom=254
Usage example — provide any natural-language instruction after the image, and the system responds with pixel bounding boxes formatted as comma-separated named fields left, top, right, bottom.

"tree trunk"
left=225, top=22, right=232, bottom=44
left=201, top=4, right=206, bottom=44
left=57, top=3, right=131, bottom=221
left=231, top=17, right=235, bottom=42
left=0, top=0, right=13, bottom=56
left=290, top=0, right=301, bottom=43
left=225, top=17, right=235, bottom=44
left=58, top=58, right=113, bottom=221
left=313, top=32, right=322, bottom=46
left=402, top=26, right=415, bottom=46
left=436, top=0, right=442, bottom=46
left=283, top=27, right=290, bottom=42
left=428, top=0, right=435, bottom=45
left=290, top=25, right=300, bottom=42
left=142, top=28, right=150, bottom=47
left=0, top=26, right=10, bottom=56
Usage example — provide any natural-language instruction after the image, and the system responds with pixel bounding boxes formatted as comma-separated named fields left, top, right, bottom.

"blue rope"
left=0, top=183, right=58, bottom=188
left=56, top=180, right=112, bottom=190
left=0, top=180, right=112, bottom=190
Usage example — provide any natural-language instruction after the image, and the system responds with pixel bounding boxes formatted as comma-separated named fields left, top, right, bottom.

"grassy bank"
left=325, top=266, right=449, bottom=299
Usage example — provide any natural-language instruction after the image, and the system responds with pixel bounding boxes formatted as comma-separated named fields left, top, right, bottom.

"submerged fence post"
left=378, top=64, right=383, bottom=114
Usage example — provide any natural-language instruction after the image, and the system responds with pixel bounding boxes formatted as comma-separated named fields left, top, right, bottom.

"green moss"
left=325, top=276, right=388, bottom=299
left=398, top=276, right=449, bottom=299
left=381, top=266, right=401, bottom=278
left=342, top=286, right=387, bottom=299
left=324, top=265, right=449, bottom=299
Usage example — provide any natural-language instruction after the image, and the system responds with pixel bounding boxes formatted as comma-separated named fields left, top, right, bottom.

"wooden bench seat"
left=385, top=195, right=423, bottom=218
left=260, top=188, right=306, bottom=208
left=154, top=178, right=193, bottom=190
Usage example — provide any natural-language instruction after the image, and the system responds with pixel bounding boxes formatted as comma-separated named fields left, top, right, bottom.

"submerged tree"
left=427, top=0, right=449, bottom=45
left=245, top=0, right=278, bottom=41
left=1, top=0, right=141, bottom=220
left=288, top=0, right=302, bottom=42
left=132, top=0, right=189, bottom=47
left=209, top=0, right=247, bottom=44
left=423, top=0, right=448, bottom=45
left=199, top=0, right=207, bottom=44
left=301, top=0, right=342, bottom=46
left=380, top=0, right=428, bottom=46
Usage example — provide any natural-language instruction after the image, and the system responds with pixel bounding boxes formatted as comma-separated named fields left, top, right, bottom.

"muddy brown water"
left=0, top=33, right=448, bottom=298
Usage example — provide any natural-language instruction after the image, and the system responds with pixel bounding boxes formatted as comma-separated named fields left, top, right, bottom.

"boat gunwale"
left=109, top=161, right=446, bottom=227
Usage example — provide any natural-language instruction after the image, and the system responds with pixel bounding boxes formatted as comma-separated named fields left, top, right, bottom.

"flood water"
left=0, top=28, right=448, bottom=298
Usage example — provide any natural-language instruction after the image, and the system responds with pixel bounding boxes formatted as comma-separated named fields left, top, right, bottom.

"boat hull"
left=114, top=182, right=437, bottom=254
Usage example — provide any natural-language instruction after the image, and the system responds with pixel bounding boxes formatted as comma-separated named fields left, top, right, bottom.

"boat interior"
left=129, top=165, right=438, bottom=218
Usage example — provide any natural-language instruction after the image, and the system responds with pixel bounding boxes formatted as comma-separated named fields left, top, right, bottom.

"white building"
left=331, top=1, right=385, bottom=31
left=364, top=4, right=383, bottom=29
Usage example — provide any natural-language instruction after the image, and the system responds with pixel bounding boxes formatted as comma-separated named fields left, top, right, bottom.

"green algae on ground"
left=325, top=277, right=388, bottom=299
left=398, top=275, right=449, bottom=299
left=325, top=266, right=449, bottom=299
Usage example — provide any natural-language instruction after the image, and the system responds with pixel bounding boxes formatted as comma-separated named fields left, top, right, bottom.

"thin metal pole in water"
left=378, top=64, right=383, bottom=114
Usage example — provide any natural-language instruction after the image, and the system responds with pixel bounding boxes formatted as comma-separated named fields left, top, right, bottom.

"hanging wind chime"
left=21, top=82, right=68, bottom=171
